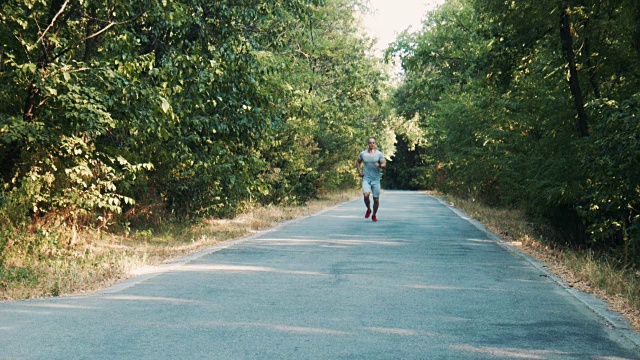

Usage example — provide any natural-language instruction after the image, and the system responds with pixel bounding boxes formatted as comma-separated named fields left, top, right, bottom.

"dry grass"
left=432, top=191, right=640, bottom=331
left=0, top=190, right=359, bottom=300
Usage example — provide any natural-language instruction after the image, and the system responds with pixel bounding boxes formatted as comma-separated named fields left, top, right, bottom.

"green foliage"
left=0, top=266, right=38, bottom=289
left=578, top=95, right=640, bottom=256
left=387, top=0, right=640, bottom=262
left=1, top=0, right=387, bottom=267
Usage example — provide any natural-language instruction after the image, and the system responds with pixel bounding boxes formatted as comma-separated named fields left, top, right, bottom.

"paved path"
left=1, top=191, right=639, bottom=359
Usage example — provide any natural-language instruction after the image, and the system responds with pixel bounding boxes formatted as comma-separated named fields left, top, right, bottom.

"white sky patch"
left=362, top=0, right=447, bottom=57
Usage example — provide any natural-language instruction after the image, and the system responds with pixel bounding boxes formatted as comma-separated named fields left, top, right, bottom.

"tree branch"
left=36, top=0, right=70, bottom=45
left=85, top=22, right=116, bottom=40
left=83, top=11, right=145, bottom=41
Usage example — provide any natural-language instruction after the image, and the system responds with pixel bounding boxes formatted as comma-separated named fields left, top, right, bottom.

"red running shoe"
left=372, top=215, right=378, bottom=222
left=365, top=209, right=372, bottom=218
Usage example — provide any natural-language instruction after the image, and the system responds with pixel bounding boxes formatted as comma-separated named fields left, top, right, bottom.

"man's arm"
left=374, top=153, right=386, bottom=169
left=356, top=157, right=364, bottom=177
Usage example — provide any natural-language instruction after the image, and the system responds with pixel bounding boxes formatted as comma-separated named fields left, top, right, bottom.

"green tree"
left=1, top=0, right=388, bottom=268
left=387, top=0, right=640, bottom=256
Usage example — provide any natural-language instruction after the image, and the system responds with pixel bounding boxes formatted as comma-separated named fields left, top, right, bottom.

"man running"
left=356, top=137, right=386, bottom=222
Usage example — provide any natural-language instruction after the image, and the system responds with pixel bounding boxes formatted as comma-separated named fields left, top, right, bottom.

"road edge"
left=97, top=197, right=358, bottom=295
left=430, top=194, right=640, bottom=350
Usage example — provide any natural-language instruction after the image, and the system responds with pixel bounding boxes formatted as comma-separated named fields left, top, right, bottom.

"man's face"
left=368, top=139, right=376, bottom=150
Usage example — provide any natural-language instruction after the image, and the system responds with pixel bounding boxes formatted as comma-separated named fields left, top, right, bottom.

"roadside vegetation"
left=0, top=189, right=358, bottom=300
left=1, top=0, right=388, bottom=299
left=384, top=0, right=640, bottom=326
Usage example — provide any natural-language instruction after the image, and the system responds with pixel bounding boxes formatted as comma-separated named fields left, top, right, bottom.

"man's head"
left=367, top=138, right=377, bottom=150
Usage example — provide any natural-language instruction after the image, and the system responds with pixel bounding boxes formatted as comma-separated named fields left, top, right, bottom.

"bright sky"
left=362, top=0, right=446, bottom=56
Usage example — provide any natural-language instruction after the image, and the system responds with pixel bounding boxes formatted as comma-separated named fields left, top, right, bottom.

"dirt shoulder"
left=1, top=190, right=361, bottom=301
left=516, top=243, right=640, bottom=331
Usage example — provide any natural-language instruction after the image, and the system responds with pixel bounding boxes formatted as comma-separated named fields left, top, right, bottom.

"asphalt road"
left=1, top=191, right=639, bottom=359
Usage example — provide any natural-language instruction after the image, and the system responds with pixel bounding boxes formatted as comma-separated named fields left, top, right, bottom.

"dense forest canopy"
left=0, top=0, right=389, bottom=247
left=1, top=0, right=640, bottom=280
left=386, top=0, right=640, bottom=261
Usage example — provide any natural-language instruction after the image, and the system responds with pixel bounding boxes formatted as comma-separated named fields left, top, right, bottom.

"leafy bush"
left=386, top=0, right=640, bottom=265
left=578, top=96, right=640, bottom=257
left=0, top=0, right=388, bottom=271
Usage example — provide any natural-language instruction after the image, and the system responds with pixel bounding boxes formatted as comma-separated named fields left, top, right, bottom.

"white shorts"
left=362, top=179, right=381, bottom=198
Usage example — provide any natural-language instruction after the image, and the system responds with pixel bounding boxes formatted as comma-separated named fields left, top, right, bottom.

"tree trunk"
left=83, top=4, right=99, bottom=62
left=560, top=1, right=589, bottom=137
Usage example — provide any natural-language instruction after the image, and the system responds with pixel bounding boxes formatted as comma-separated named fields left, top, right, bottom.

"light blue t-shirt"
left=359, top=149, right=385, bottom=182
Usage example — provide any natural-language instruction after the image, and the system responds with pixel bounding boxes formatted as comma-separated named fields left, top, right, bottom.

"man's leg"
left=371, top=182, right=380, bottom=221
left=362, top=180, right=373, bottom=218
left=363, top=193, right=372, bottom=218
